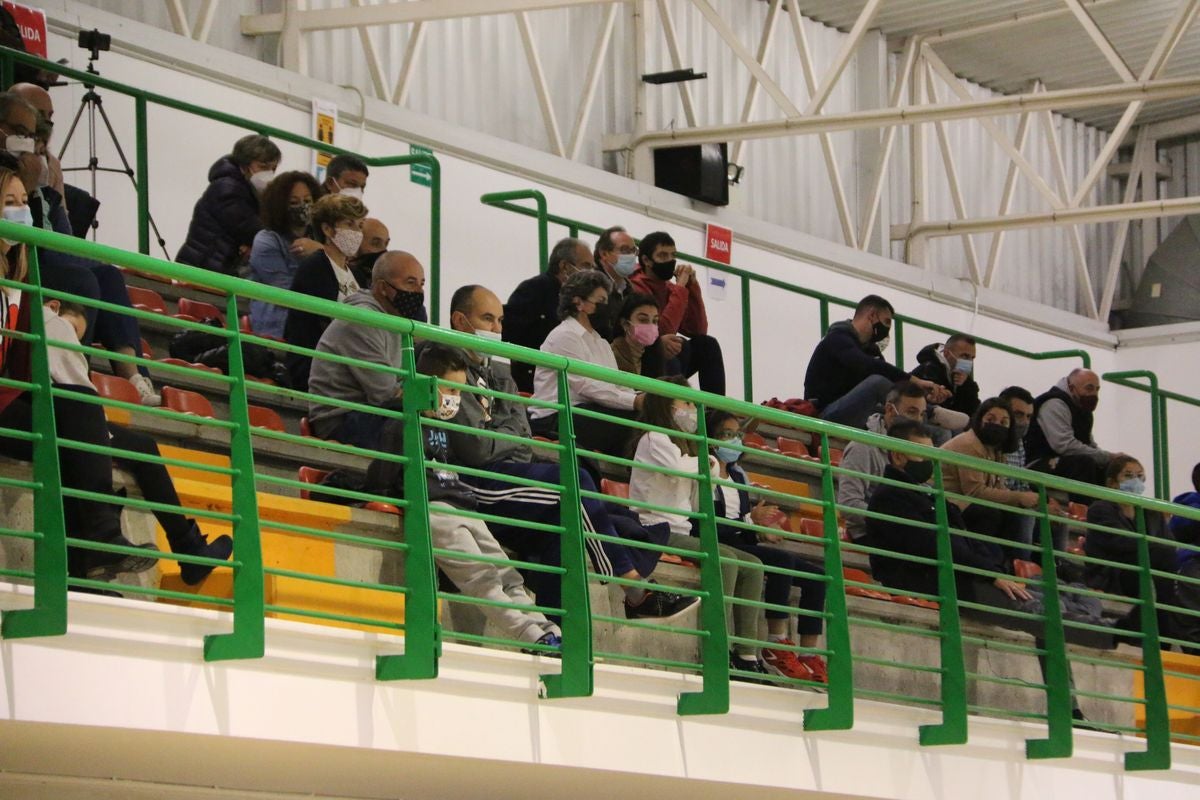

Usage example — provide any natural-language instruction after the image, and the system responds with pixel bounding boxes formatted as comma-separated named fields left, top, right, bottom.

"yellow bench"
left=1135, top=649, right=1200, bottom=741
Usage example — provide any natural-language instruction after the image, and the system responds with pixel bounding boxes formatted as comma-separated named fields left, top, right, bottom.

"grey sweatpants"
left=667, top=532, right=764, bottom=657
left=430, top=502, right=560, bottom=645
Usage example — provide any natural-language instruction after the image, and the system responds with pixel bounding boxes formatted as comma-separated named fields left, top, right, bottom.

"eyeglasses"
left=713, top=430, right=741, bottom=441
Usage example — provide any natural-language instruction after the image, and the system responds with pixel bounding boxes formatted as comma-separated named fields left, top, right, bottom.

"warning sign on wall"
left=311, top=98, right=338, bottom=183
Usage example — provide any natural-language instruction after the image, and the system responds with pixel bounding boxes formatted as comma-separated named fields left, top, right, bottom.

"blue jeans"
left=819, top=374, right=893, bottom=428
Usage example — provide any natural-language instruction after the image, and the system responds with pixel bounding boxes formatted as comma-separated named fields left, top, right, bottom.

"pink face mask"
left=630, top=322, right=659, bottom=347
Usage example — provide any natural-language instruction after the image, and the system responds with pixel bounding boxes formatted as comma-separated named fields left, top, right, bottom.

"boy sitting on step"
left=43, top=298, right=232, bottom=585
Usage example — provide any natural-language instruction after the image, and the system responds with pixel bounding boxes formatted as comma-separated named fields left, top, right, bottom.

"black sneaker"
left=84, top=539, right=160, bottom=581
left=179, top=532, right=234, bottom=586
left=624, top=585, right=700, bottom=620
left=730, top=653, right=774, bottom=685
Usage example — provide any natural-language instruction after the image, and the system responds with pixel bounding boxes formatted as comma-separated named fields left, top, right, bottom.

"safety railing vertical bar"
left=1126, top=506, right=1171, bottom=770
left=1104, top=369, right=1200, bottom=502
left=1025, top=486, right=1073, bottom=760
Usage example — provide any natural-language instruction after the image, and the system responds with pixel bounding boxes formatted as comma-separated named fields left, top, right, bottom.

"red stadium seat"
left=140, top=337, right=154, bottom=359
left=247, top=405, right=285, bottom=432
left=158, top=357, right=222, bottom=375
left=297, top=466, right=330, bottom=500
left=127, top=286, right=166, bottom=315
left=300, top=416, right=314, bottom=437
left=776, top=436, right=811, bottom=457
left=743, top=432, right=774, bottom=451
left=816, top=445, right=844, bottom=467
left=843, top=567, right=893, bottom=601
left=600, top=479, right=630, bottom=498
left=161, top=386, right=215, bottom=419
left=90, top=371, right=141, bottom=405
left=176, top=296, right=224, bottom=323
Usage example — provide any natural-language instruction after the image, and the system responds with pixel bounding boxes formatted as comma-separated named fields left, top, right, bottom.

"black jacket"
left=502, top=271, right=561, bottom=393
left=1024, top=384, right=1093, bottom=466
left=176, top=157, right=263, bottom=274
left=865, top=465, right=1006, bottom=598
left=1083, top=500, right=1175, bottom=596
left=713, top=463, right=754, bottom=546
left=911, top=343, right=980, bottom=416
left=803, top=320, right=908, bottom=410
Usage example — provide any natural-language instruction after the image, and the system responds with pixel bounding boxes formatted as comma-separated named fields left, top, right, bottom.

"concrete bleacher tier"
left=0, top=267, right=1172, bottom=729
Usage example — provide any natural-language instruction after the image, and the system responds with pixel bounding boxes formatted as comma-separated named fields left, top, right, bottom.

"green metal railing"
left=478, top=189, right=1092, bottom=403
left=0, top=221, right=1197, bottom=770
left=1104, top=370, right=1200, bottom=501
left=0, top=47, right=443, bottom=322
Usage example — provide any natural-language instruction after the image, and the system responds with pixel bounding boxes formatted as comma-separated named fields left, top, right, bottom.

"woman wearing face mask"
left=628, top=378, right=772, bottom=680
left=940, top=398, right=1040, bottom=560
left=0, top=163, right=161, bottom=585
left=707, top=410, right=829, bottom=683
left=529, top=270, right=646, bottom=457
left=177, top=134, right=281, bottom=275
left=247, top=171, right=322, bottom=338
left=1084, top=455, right=1178, bottom=613
left=611, top=292, right=665, bottom=378
left=283, top=193, right=368, bottom=391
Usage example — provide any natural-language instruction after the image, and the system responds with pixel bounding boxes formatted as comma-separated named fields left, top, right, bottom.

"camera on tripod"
left=77, top=29, right=111, bottom=64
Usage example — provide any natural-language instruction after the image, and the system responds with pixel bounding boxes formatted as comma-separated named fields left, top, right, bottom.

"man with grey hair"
left=307, top=250, right=427, bottom=446
left=529, top=270, right=646, bottom=455
left=1025, top=368, right=1112, bottom=493
left=591, top=225, right=638, bottom=339
left=502, top=236, right=594, bottom=392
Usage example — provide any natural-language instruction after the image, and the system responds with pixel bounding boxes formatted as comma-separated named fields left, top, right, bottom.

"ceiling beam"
left=900, top=195, right=1200, bottom=239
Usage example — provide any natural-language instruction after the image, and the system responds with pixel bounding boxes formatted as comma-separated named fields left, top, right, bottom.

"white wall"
left=37, top=1, right=1197, bottom=492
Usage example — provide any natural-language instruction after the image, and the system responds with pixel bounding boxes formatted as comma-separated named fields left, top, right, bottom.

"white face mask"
left=1, top=204, right=32, bottom=245
left=249, top=169, right=275, bottom=193
left=473, top=328, right=508, bottom=365
left=332, top=178, right=365, bottom=201
left=673, top=406, right=698, bottom=434
left=5, top=135, right=34, bottom=156
left=330, top=227, right=364, bottom=257
left=435, top=393, right=461, bottom=420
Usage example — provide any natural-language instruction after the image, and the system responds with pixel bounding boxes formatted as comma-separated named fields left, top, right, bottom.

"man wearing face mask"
left=502, top=237, right=592, bottom=393
left=1025, top=368, right=1112, bottom=492
left=177, top=134, right=281, bottom=274
left=590, top=225, right=638, bottom=340
left=912, top=333, right=981, bottom=417
left=349, top=218, right=395, bottom=289
left=306, top=251, right=426, bottom=444
left=804, top=294, right=949, bottom=429
left=630, top=231, right=725, bottom=395
left=320, top=154, right=369, bottom=200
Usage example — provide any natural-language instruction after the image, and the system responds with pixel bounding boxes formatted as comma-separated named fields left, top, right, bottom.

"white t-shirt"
left=629, top=430, right=706, bottom=536
left=330, top=258, right=360, bottom=302
left=718, top=482, right=742, bottom=520
left=42, top=306, right=93, bottom=387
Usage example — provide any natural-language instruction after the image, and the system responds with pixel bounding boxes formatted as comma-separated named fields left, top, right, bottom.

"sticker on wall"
left=410, top=144, right=434, bottom=187
left=311, top=98, right=337, bottom=183
left=708, top=273, right=727, bottom=302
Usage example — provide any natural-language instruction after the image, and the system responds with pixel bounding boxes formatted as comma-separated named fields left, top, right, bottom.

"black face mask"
left=651, top=259, right=677, bottom=281
left=871, top=321, right=891, bottom=343
left=904, top=459, right=934, bottom=484
left=287, top=203, right=312, bottom=229
left=390, top=288, right=425, bottom=319
left=354, top=249, right=384, bottom=276
left=977, top=422, right=1009, bottom=448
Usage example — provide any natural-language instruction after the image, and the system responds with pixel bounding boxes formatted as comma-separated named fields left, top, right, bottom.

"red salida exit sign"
left=3, top=2, right=47, bottom=58
left=705, top=223, right=732, bottom=265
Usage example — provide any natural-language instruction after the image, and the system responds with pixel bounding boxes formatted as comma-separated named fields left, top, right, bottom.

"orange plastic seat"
left=743, top=432, right=774, bottom=451
left=600, top=479, right=630, bottom=499
left=161, top=385, right=215, bottom=419
left=248, top=405, right=285, bottom=432
left=176, top=296, right=224, bottom=323
left=158, top=357, right=222, bottom=375
left=816, top=445, right=844, bottom=466
left=90, top=371, right=141, bottom=405
left=297, top=466, right=331, bottom=501
left=843, top=567, right=893, bottom=601
left=140, top=338, right=154, bottom=358
left=127, top=285, right=166, bottom=315
left=776, top=436, right=811, bottom=458
left=300, top=416, right=314, bottom=437
left=891, top=595, right=940, bottom=610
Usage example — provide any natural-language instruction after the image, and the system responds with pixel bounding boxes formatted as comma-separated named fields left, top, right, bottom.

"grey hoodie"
left=837, top=412, right=889, bottom=541
left=308, top=290, right=403, bottom=434
left=1035, top=376, right=1110, bottom=464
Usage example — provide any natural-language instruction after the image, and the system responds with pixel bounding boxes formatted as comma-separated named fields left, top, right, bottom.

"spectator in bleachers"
left=351, top=218, right=392, bottom=287
left=436, top=285, right=694, bottom=621
left=837, top=379, right=927, bottom=542
left=247, top=170, right=322, bottom=338
left=177, top=134, right=281, bottom=275
left=1169, top=463, right=1200, bottom=648
left=998, top=386, right=1045, bottom=558
left=1025, top=369, right=1112, bottom=492
left=320, top=154, right=368, bottom=200
left=940, top=398, right=1040, bottom=553
left=610, top=292, right=665, bottom=379
left=284, top=193, right=375, bottom=391
left=1, top=95, right=160, bottom=405
left=1171, top=462, right=1200, bottom=549
left=912, top=334, right=981, bottom=417
left=803, top=295, right=949, bottom=429
left=630, top=377, right=769, bottom=678
left=0, top=162, right=158, bottom=584
left=10, top=84, right=62, bottom=200
left=503, top=237, right=593, bottom=393
left=306, top=251, right=424, bottom=442
left=410, top=343, right=562, bottom=651
left=708, top=410, right=828, bottom=683
left=630, top=231, right=725, bottom=395
left=1083, top=455, right=1177, bottom=605
left=590, top=225, right=639, bottom=340
left=42, top=298, right=234, bottom=584
left=529, top=270, right=646, bottom=456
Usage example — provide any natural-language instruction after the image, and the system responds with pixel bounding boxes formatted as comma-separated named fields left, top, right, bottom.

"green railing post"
left=1, top=247, right=68, bottom=639
left=1103, top=371, right=1172, bottom=502
left=918, top=462, right=969, bottom=746
left=1025, top=487, right=1073, bottom=760
left=1156, top=393, right=1170, bottom=501
left=377, top=343, right=440, bottom=680
left=804, top=432, right=854, bottom=731
left=425, top=156, right=442, bottom=325
left=819, top=299, right=830, bottom=335
left=740, top=275, right=753, bottom=403
left=541, top=371, right=595, bottom=698
left=135, top=97, right=150, bottom=255
left=892, top=318, right=905, bottom=370
left=1125, top=507, right=1170, bottom=771
left=678, top=403, right=730, bottom=716
left=203, top=294, right=265, bottom=661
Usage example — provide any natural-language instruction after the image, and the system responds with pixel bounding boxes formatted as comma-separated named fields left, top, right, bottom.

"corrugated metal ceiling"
left=793, top=0, right=1200, bottom=130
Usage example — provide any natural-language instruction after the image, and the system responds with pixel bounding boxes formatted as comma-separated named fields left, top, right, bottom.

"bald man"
left=11, top=83, right=64, bottom=197
left=307, top=251, right=426, bottom=443
left=1025, top=368, right=1112, bottom=491
left=351, top=217, right=390, bottom=284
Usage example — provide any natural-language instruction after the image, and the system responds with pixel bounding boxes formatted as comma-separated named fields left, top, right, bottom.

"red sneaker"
left=762, top=642, right=815, bottom=682
left=798, top=654, right=828, bottom=684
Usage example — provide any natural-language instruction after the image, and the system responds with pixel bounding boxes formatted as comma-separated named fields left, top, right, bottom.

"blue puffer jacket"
left=1171, top=490, right=1200, bottom=569
left=176, top=156, right=263, bottom=274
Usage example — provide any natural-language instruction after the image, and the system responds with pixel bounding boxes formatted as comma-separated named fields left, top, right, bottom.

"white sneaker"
left=128, top=373, right=162, bottom=406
